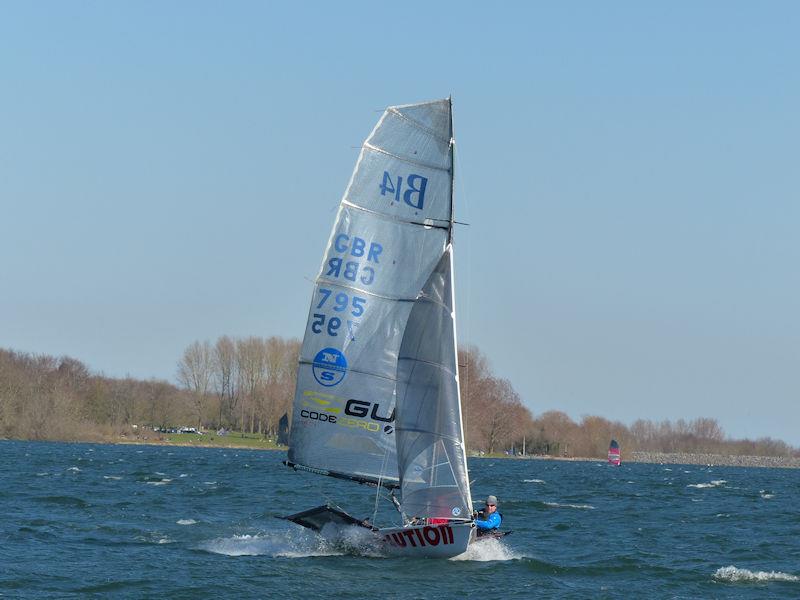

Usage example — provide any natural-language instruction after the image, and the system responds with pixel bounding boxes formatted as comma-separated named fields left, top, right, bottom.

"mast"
left=448, top=96, right=472, bottom=512
left=447, top=96, right=455, bottom=245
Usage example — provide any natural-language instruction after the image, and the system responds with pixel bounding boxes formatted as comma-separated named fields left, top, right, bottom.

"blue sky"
left=2, top=2, right=798, bottom=445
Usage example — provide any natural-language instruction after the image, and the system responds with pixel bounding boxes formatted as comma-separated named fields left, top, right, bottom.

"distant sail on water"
left=608, top=439, right=621, bottom=466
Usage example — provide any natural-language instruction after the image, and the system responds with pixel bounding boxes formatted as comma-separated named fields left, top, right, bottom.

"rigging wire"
left=371, top=439, right=393, bottom=526
left=453, top=104, right=474, bottom=477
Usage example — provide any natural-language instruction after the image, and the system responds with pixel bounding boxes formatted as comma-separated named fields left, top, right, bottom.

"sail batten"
left=363, top=143, right=452, bottom=172
left=387, top=107, right=452, bottom=143
left=310, top=280, right=417, bottom=303
left=340, top=199, right=451, bottom=232
left=296, top=362, right=402, bottom=382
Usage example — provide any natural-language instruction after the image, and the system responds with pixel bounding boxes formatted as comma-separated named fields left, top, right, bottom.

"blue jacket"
left=475, top=511, right=502, bottom=530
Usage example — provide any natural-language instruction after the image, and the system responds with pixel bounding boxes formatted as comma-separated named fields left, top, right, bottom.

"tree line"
left=459, top=345, right=796, bottom=459
left=0, top=348, right=181, bottom=441
left=1, top=344, right=797, bottom=459
left=0, top=336, right=299, bottom=442
left=175, top=336, right=299, bottom=437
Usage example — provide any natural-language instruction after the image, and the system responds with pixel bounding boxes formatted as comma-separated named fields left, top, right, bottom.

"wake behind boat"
left=283, top=98, right=483, bottom=558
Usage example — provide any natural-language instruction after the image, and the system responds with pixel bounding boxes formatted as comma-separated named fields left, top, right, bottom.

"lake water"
left=2, top=440, right=799, bottom=598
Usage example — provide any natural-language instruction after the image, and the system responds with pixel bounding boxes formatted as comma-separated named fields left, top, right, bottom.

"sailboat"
left=283, top=98, right=476, bottom=557
left=608, top=439, right=621, bottom=466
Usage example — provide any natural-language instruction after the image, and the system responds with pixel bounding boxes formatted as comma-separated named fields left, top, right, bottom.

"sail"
left=288, top=99, right=454, bottom=485
left=608, top=439, right=621, bottom=466
left=395, top=246, right=472, bottom=520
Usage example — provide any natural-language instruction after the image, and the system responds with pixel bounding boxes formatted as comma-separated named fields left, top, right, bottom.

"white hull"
left=378, top=522, right=475, bottom=558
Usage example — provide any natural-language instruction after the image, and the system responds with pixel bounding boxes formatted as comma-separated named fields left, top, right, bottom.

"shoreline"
left=5, top=436, right=798, bottom=468
left=114, top=439, right=284, bottom=452
left=627, top=451, right=800, bottom=469
left=493, top=451, right=800, bottom=469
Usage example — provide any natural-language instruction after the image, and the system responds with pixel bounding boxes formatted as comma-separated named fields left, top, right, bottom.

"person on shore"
left=474, top=495, right=502, bottom=535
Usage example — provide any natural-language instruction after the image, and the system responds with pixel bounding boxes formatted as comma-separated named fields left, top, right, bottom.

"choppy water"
left=2, top=440, right=799, bottom=598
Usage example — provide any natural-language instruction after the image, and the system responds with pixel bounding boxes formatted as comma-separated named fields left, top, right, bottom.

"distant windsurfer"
left=474, top=495, right=502, bottom=536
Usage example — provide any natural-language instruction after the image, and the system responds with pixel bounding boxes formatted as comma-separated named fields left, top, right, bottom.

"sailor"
left=474, top=495, right=502, bottom=535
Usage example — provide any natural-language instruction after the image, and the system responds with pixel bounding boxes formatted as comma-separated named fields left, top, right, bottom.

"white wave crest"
left=523, top=479, right=545, bottom=484
left=103, top=475, right=122, bottom=480
left=451, top=537, right=519, bottom=561
left=714, top=566, right=799, bottom=582
left=67, top=467, right=81, bottom=473
left=137, top=533, right=175, bottom=545
left=544, top=502, right=595, bottom=510
left=177, top=519, right=197, bottom=525
left=688, top=480, right=726, bottom=489
left=146, top=479, right=172, bottom=485
left=760, top=490, right=775, bottom=499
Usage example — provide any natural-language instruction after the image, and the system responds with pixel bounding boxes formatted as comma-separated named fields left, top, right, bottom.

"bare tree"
left=262, top=337, right=300, bottom=437
left=177, top=340, right=214, bottom=427
left=212, top=336, right=238, bottom=428
left=471, top=377, right=527, bottom=454
left=458, top=345, right=492, bottom=447
left=236, top=337, right=268, bottom=434
left=528, top=411, right=579, bottom=456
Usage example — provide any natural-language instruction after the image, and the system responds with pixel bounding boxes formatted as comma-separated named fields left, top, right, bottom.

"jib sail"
left=287, top=99, right=454, bottom=486
left=395, top=245, right=472, bottom=520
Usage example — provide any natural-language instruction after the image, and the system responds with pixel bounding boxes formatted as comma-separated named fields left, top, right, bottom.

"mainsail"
left=288, top=99, right=455, bottom=487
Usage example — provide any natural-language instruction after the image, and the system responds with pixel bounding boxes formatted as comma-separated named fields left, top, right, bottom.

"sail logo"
left=299, top=391, right=394, bottom=434
left=300, top=390, right=342, bottom=423
left=312, top=348, right=347, bottom=386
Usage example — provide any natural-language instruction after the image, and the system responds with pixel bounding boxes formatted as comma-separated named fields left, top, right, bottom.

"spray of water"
left=199, top=524, right=386, bottom=558
left=199, top=529, right=341, bottom=558
left=450, top=537, right=519, bottom=562
left=714, top=566, right=799, bottom=583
